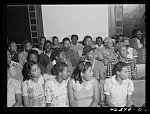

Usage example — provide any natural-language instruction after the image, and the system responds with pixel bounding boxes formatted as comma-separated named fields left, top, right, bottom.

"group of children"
left=7, top=29, right=145, bottom=107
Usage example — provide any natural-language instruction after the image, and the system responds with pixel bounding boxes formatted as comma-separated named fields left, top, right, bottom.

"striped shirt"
left=106, top=57, right=137, bottom=79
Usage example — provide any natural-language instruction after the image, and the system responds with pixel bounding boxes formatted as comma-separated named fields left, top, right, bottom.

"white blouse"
left=104, top=76, right=134, bottom=107
left=7, top=77, right=22, bottom=107
left=45, top=76, right=69, bottom=107
left=22, top=76, right=46, bottom=107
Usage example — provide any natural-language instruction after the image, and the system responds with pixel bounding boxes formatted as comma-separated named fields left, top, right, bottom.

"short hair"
left=112, top=61, right=128, bottom=76
left=51, top=62, right=68, bottom=75
left=27, top=49, right=39, bottom=62
left=39, top=36, right=46, bottom=41
left=53, top=48, right=65, bottom=61
left=71, top=61, right=92, bottom=84
left=52, top=36, right=58, bottom=42
left=71, top=34, right=78, bottom=40
left=43, top=40, right=52, bottom=50
left=62, top=37, right=70, bottom=44
left=96, top=36, right=103, bottom=42
left=22, top=40, right=31, bottom=48
left=132, top=28, right=143, bottom=38
left=83, top=35, right=92, bottom=45
left=8, top=41, right=16, bottom=47
left=22, top=60, right=38, bottom=81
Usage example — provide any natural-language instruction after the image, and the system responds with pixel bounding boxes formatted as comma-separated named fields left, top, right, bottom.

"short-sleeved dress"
left=7, top=77, right=22, bottom=107
left=71, top=77, right=96, bottom=107
left=22, top=76, right=46, bottom=107
left=104, top=75, right=134, bottom=107
left=45, top=76, right=69, bottom=107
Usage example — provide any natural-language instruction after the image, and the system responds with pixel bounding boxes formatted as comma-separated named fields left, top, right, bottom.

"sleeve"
left=38, top=76, right=45, bottom=84
left=104, top=79, right=112, bottom=95
left=133, top=48, right=138, bottom=57
left=127, top=80, right=134, bottom=95
left=22, top=81, right=29, bottom=96
left=45, top=81, right=52, bottom=103
left=14, top=80, right=22, bottom=94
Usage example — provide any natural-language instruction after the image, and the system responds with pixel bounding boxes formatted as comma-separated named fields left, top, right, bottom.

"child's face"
left=53, top=38, right=59, bottom=45
left=29, top=54, right=38, bottom=63
left=40, top=38, right=46, bottom=45
left=25, top=43, right=32, bottom=52
left=136, top=30, right=143, bottom=40
left=85, top=38, right=92, bottom=46
left=45, top=42, right=51, bottom=51
left=61, top=67, right=69, bottom=80
left=124, top=40, right=130, bottom=46
left=30, top=64, right=41, bottom=78
left=63, top=40, right=71, bottom=50
left=118, top=46, right=128, bottom=58
left=71, top=37, right=78, bottom=45
left=118, top=66, right=129, bottom=80
left=82, top=67, right=93, bottom=81
left=57, top=51, right=66, bottom=62
left=96, top=38, right=102, bottom=46
left=10, top=42, right=17, bottom=52
left=87, top=50, right=94, bottom=60
left=107, top=41, right=113, bottom=49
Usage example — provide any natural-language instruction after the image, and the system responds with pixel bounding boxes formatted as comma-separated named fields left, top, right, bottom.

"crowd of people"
left=7, top=28, right=146, bottom=107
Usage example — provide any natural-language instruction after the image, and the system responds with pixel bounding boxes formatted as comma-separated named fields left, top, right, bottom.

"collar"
left=112, top=75, right=128, bottom=85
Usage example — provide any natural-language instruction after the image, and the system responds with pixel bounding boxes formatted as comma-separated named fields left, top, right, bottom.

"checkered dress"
left=106, top=57, right=137, bottom=79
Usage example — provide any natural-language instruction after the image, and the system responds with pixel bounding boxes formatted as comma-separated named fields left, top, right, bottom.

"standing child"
left=104, top=61, right=134, bottom=107
left=7, top=50, right=22, bottom=107
left=22, top=61, right=46, bottom=107
left=45, top=62, right=69, bottom=107
left=67, top=61, right=100, bottom=107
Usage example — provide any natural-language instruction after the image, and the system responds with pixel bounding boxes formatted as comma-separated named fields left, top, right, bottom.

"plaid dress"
left=106, top=57, right=137, bottom=79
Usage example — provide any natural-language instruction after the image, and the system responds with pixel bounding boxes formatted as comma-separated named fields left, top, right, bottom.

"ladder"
left=28, top=5, right=39, bottom=48
left=114, top=4, right=123, bottom=36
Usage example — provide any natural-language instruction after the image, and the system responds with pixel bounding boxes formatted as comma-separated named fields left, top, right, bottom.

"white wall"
left=41, top=5, right=108, bottom=41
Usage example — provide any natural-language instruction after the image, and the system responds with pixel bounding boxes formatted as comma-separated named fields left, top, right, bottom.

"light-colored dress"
left=45, top=76, right=69, bottom=107
left=104, top=75, right=134, bottom=107
left=22, top=76, right=46, bottom=107
left=7, top=68, right=22, bottom=107
left=71, top=77, right=96, bottom=107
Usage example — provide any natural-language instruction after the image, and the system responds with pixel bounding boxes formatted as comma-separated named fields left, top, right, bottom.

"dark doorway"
left=7, top=5, right=31, bottom=51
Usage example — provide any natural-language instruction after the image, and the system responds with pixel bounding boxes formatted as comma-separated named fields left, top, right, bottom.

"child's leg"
left=99, top=72, right=106, bottom=101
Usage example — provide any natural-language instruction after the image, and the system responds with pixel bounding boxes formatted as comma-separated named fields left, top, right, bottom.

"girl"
left=67, top=61, right=100, bottom=107
left=7, top=50, right=22, bottom=107
left=45, top=48, right=73, bottom=81
left=27, top=49, right=46, bottom=74
left=104, top=61, right=134, bottom=107
left=22, top=61, right=46, bottom=107
left=45, top=62, right=69, bottom=107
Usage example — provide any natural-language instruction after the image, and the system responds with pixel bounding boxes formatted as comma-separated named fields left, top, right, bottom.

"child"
left=67, top=61, right=99, bottom=107
left=70, top=34, right=84, bottom=57
left=18, top=40, right=32, bottom=66
left=104, top=61, right=134, bottom=107
left=46, top=48, right=73, bottom=79
left=8, top=41, right=19, bottom=63
left=7, top=50, right=22, bottom=107
left=95, top=36, right=103, bottom=48
left=45, top=62, right=69, bottom=107
left=51, top=36, right=61, bottom=50
left=22, top=61, right=46, bottom=107
left=27, top=49, right=46, bottom=74
left=39, top=40, right=52, bottom=67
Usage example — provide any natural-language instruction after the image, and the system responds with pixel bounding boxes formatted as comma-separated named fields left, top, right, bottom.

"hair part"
left=51, top=62, right=68, bottom=76
left=22, top=60, right=38, bottom=81
left=71, top=61, right=92, bottom=84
